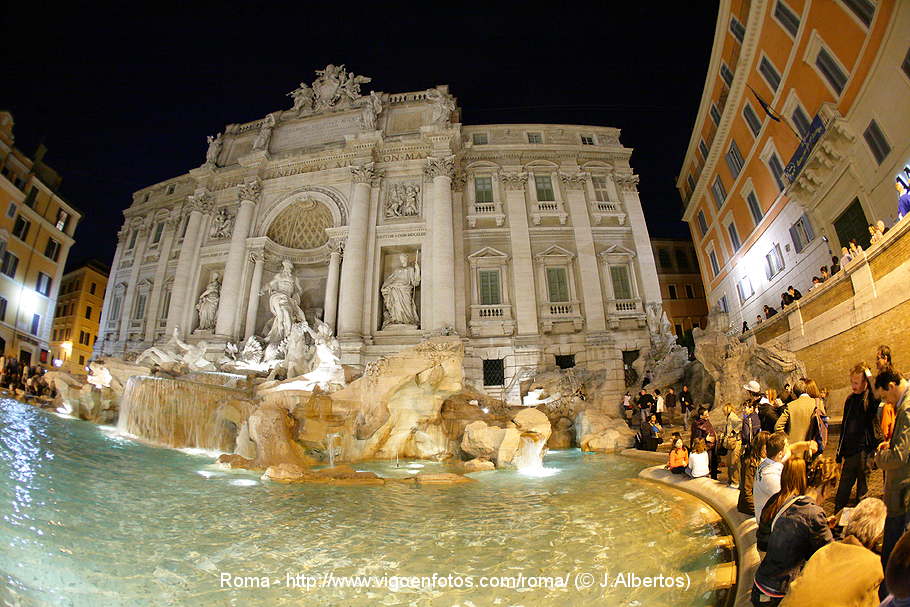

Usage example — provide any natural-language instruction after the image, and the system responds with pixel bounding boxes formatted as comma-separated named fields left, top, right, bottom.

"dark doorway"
left=833, top=198, right=871, bottom=250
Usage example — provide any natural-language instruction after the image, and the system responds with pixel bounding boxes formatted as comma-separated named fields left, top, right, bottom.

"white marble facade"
left=96, top=66, right=662, bottom=401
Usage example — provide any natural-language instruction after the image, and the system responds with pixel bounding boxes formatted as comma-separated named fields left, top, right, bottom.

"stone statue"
left=136, top=327, right=213, bottom=370
left=381, top=252, right=421, bottom=329
left=260, top=259, right=307, bottom=346
left=426, top=88, right=456, bottom=127
left=252, top=113, right=276, bottom=150
left=205, top=133, right=223, bottom=166
left=341, top=71, right=372, bottom=102
left=385, top=184, right=421, bottom=218
left=195, top=272, right=221, bottom=332
left=287, top=82, right=314, bottom=114
left=360, top=91, right=383, bottom=130
left=209, top=207, right=235, bottom=240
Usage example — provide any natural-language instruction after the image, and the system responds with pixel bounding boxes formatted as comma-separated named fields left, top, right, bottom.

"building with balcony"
left=96, top=66, right=662, bottom=402
left=651, top=238, right=709, bottom=337
left=0, top=112, right=81, bottom=366
left=50, top=259, right=108, bottom=373
left=676, top=0, right=910, bottom=328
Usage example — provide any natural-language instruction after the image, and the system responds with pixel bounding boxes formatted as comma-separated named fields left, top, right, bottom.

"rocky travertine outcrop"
left=694, top=307, right=805, bottom=409
left=575, top=409, right=636, bottom=453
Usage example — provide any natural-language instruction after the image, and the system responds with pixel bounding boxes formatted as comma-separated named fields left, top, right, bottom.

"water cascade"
left=325, top=433, right=340, bottom=468
left=117, top=376, right=255, bottom=452
left=513, top=432, right=554, bottom=477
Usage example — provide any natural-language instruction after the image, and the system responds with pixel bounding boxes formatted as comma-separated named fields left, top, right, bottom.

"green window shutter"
left=474, top=177, right=493, bottom=203
left=610, top=265, right=632, bottom=300
left=478, top=269, right=501, bottom=305
left=546, top=267, right=569, bottom=302
left=535, top=175, right=555, bottom=201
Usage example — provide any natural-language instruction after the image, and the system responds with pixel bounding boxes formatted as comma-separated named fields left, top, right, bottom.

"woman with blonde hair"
left=686, top=438, right=710, bottom=478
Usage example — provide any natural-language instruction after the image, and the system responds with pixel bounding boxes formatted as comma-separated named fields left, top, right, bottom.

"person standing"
left=874, top=367, right=910, bottom=599
left=835, top=364, right=880, bottom=511
left=722, top=403, right=743, bottom=488
left=654, top=389, right=665, bottom=425
left=680, top=385, right=693, bottom=431
left=754, top=432, right=790, bottom=522
left=665, top=387, right=677, bottom=424
left=776, top=379, right=818, bottom=447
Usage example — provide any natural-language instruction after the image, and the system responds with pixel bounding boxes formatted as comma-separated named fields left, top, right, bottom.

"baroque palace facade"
left=95, top=66, right=662, bottom=400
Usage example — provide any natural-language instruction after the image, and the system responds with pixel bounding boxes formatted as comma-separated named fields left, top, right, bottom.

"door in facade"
left=19, top=349, right=31, bottom=367
left=833, top=198, right=871, bottom=250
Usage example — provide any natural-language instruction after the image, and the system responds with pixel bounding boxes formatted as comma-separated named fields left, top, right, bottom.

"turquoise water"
left=0, top=399, right=727, bottom=606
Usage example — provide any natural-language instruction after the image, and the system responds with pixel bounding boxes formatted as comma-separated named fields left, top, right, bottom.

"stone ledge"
left=638, top=465, right=759, bottom=607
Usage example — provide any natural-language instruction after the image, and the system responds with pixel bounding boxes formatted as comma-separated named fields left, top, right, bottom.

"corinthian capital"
left=424, top=155, right=456, bottom=180
left=559, top=171, right=589, bottom=190
left=499, top=171, right=529, bottom=191
left=189, top=189, right=215, bottom=215
left=238, top=178, right=262, bottom=203
left=614, top=173, right=640, bottom=193
left=351, top=162, right=381, bottom=185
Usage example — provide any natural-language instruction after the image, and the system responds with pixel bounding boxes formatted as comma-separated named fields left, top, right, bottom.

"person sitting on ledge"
left=756, top=314, right=763, bottom=326
left=820, top=266, right=830, bottom=282
left=666, top=436, right=688, bottom=474
left=788, top=285, right=802, bottom=301
left=779, top=497, right=886, bottom=607
left=686, top=438, right=710, bottom=478
left=830, top=255, right=841, bottom=275
left=764, top=304, right=778, bottom=319
left=809, top=276, right=822, bottom=291
left=781, top=291, right=794, bottom=309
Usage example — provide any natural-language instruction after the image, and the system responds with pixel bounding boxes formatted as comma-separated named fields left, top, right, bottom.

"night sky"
left=1, top=4, right=716, bottom=268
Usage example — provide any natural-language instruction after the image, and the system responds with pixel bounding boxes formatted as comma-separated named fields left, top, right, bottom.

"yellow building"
left=650, top=238, right=709, bottom=337
left=676, top=0, right=910, bottom=326
left=0, top=112, right=81, bottom=366
left=50, top=260, right=108, bottom=373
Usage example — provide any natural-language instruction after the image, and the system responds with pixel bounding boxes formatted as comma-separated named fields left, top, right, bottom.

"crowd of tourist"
left=640, top=342, right=910, bottom=606
left=0, top=355, right=55, bottom=398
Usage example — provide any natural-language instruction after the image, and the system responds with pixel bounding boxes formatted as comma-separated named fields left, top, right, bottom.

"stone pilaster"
left=96, top=227, right=128, bottom=354
left=561, top=171, right=606, bottom=332
left=501, top=171, right=539, bottom=336
left=215, top=178, right=261, bottom=337
left=166, top=189, right=213, bottom=336
left=323, top=240, right=343, bottom=332
left=144, top=212, right=181, bottom=342
left=337, top=163, right=381, bottom=339
left=425, top=155, right=456, bottom=330
left=616, top=173, right=661, bottom=304
left=244, top=251, right=265, bottom=341
left=118, top=220, right=151, bottom=343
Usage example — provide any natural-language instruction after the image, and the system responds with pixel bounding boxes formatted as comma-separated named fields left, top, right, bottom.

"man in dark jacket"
left=664, top=387, right=677, bottom=423
left=835, top=364, right=880, bottom=511
left=679, top=385, right=693, bottom=430
left=741, top=401, right=761, bottom=455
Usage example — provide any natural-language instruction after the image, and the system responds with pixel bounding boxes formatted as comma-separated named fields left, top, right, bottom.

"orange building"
left=50, top=259, right=108, bottom=374
left=676, top=0, right=910, bottom=326
left=650, top=238, right=709, bottom=337
left=0, top=112, right=82, bottom=366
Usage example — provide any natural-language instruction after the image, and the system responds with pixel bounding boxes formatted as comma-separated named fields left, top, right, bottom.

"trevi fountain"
left=0, top=65, right=803, bottom=606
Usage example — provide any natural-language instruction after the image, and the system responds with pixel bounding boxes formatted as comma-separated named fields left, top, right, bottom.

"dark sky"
left=1, top=4, right=716, bottom=268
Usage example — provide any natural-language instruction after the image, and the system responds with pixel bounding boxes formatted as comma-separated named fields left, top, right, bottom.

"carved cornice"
left=424, top=155, right=456, bottom=180
left=499, top=171, right=529, bottom=191
left=238, top=179, right=262, bottom=203
left=559, top=171, right=589, bottom=190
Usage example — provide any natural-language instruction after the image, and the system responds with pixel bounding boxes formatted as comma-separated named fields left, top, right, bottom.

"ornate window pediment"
left=535, top=244, right=575, bottom=263
left=468, top=246, right=510, bottom=267
left=599, top=243, right=636, bottom=262
left=266, top=199, right=332, bottom=250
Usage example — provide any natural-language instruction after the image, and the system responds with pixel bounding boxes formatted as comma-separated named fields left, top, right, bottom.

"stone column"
left=95, top=227, right=128, bottom=356
left=215, top=179, right=261, bottom=338
left=616, top=173, right=661, bottom=304
left=501, top=171, right=539, bottom=336
left=323, top=241, right=343, bottom=331
left=244, top=251, right=265, bottom=341
left=337, top=163, right=380, bottom=339
left=166, top=189, right=212, bottom=336
left=426, top=156, right=456, bottom=330
left=118, top=220, right=151, bottom=343
left=561, top=172, right=606, bottom=332
left=144, top=213, right=180, bottom=342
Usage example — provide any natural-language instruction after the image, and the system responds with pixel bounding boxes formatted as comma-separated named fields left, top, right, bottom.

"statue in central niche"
left=260, top=259, right=307, bottom=346
left=381, top=252, right=420, bottom=329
